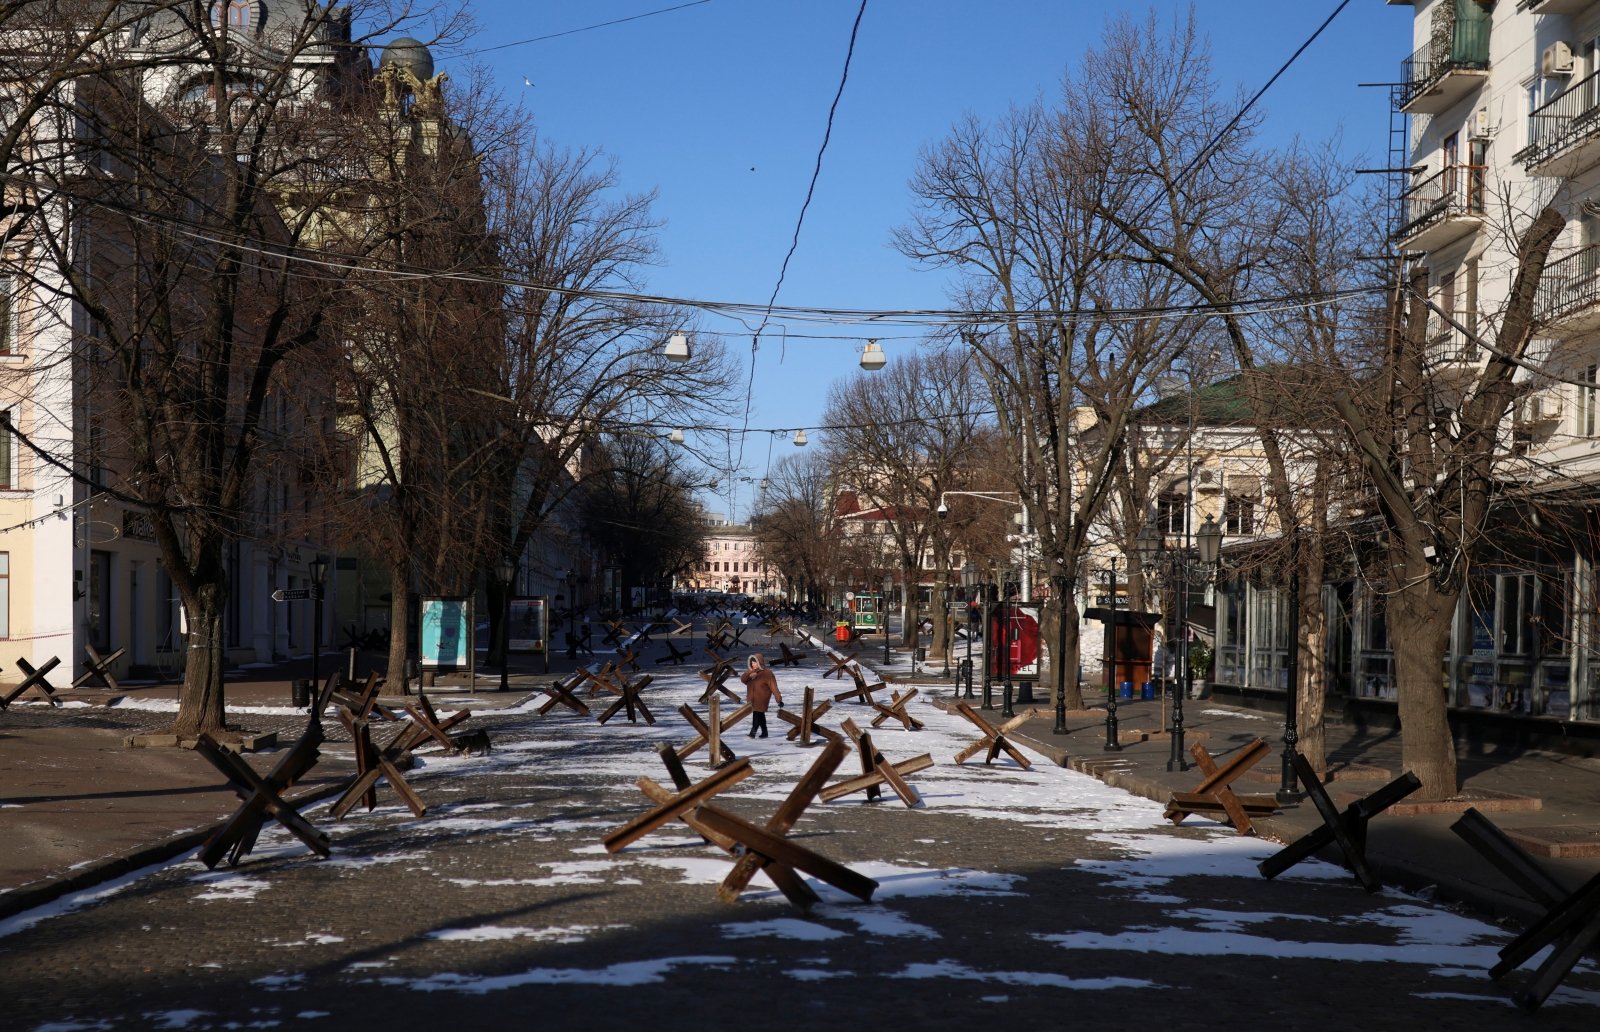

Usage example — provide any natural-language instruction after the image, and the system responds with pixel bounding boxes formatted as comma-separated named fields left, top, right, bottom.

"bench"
left=1164, top=739, right=1276, bottom=835
left=1258, top=752, right=1421, bottom=891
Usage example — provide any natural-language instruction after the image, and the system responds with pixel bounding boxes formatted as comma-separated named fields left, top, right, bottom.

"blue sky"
left=451, top=1, right=1408, bottom=518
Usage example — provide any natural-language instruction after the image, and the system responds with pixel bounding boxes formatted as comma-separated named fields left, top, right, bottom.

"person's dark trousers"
left=751, top=711, right=768, bottom=738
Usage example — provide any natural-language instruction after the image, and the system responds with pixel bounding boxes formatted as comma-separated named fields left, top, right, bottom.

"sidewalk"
left=4, top=631, right=1600, bottom=936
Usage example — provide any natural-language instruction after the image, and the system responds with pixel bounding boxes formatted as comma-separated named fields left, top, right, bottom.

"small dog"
left=450, top=730, right=493, bottom=756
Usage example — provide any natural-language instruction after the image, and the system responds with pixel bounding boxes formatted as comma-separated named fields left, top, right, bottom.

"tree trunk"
left=1392, top=577, right=1459, bottom=799
left=172, top=580, right=228, bottom=738
left=1061, top=590, right=1085, bottom=710
left=1297, top=543, right=1328, bottom=773
left=384, top=564, right=411, bottom=696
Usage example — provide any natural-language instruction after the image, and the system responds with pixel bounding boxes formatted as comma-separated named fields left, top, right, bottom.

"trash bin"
left=1141, top=681, right=1155, bottom=700
left=292, top=678, right=311, bottom=709
left=835, top=622, right=851, bottom=643
left=1118, top=680, right=1133, bottom=700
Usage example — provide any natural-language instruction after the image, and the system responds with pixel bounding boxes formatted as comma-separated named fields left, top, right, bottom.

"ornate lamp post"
left=881, top=573, right=894, bottom=668
left=1102, top=556, right=1121, bottom=751
left=1193, top=516, right=1222, bottom=768
left=496, top=557, right=515, bottom=692
left=309, top=554, right=328, bottom=694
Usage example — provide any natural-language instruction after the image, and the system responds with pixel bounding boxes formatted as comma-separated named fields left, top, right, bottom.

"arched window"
left=213, top=2, right=253, bottom=31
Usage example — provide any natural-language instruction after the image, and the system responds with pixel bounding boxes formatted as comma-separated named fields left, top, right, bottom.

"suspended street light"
left=669, top=428, right=685, bottom=444
left=793, top=429, right=808, bottom=447
left=860, top=339, right=886, bottom=371
left=663, top=332, right=690, bottom=362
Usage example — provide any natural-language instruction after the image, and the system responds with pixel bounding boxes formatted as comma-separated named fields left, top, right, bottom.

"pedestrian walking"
left=740, top=653, right=783, bottom=738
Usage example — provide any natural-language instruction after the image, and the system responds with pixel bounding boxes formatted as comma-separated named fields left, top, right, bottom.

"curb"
left=0, top=781, right=349, bottom=924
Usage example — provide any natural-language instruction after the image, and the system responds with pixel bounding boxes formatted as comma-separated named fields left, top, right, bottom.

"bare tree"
left=820, top=348, right=986, bottom=651
left=0, top=3, right=464, bottom=737
left=895, top=90, right=1195, bottom=708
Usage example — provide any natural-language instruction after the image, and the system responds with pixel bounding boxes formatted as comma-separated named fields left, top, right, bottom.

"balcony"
left=1535, top=245, right=1600, bottom=335
left=1399, top=14, right=1490, bottom=114
left=1396, top=164, right=1486, bottom=251
left=1426, top=321, right=1482, bottom=386
left=1520, top=0, right=1589, bottom=13
left=1516, top=72, right=1600, bottom=175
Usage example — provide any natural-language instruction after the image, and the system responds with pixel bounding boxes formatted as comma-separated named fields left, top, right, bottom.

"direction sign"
left=272, top=588, right=313, bottom=602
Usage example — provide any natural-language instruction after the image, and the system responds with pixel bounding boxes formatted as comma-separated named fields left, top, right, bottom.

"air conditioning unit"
left=1468, top=107, right=1494, bottom=140
left=1543, top=41, right=1575, bottom=77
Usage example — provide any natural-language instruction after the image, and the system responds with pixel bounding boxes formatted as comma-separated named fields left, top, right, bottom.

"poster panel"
left=509, top=596, right=548, bottom=654
left=420, top=596, right=472, bottom=671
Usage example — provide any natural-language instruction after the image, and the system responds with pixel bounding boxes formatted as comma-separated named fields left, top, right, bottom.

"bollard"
left=291, top=678, right=311, bottom=709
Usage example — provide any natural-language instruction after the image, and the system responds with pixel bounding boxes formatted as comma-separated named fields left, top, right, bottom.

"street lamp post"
left=980, top=579, right=996, bottom=710
left=564, top=569, right=577, bottom=659
left=310, top=554, right=328, bottom=694
left=960, top=562, right=977, bottom=699
left=881, top=574, right=894, bottom=668
left=1103, top=556, right=1121, bottom=751
left=1001, top=573, right=1015, bottom=718
left=496, top=557, right=515, bottom=692
left=1053, top=572, right=1070, bottom=735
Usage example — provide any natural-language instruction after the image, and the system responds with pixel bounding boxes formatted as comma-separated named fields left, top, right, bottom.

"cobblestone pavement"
left=5, top=661, right=1600, bottom=1031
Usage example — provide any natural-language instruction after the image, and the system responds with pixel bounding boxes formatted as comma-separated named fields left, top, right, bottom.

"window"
left=1155, top=493, right=1187, bottom=536
left=0, top=273, right=16, bottom=354
left=0, top=552, right=9, bottom=638
left=213, top=1, right=253, bottom=30
left=0, top=411, right=12, bottom=489
left=1583, top=366, right=1599, bottom=437
left=1223, top=495, right=1254, bottom=535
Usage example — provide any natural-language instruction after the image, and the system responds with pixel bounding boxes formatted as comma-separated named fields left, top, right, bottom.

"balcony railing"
left=1535, top=244, right=1600, bottom=326
left=1427, top=321, right=1480, bottom=367
left=1397, top=164, right=1486, bottom=243
left=1517, top=71, right=1600, bottom=169
left=1399, top=12, right=1490, bottom=110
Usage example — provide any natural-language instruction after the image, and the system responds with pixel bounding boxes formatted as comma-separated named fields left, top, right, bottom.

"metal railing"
left=1517, top=70, right=1600, bottom=168
left=1397, top=164, right=1486, bottom=241
left=1535, top=244, right=1600, bottom=325
left=1399, top=16, right=1490, bottom=108
left=1427, top=322, right=1479, bottom=366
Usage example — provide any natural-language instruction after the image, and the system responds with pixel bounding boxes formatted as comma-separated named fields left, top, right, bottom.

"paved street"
left=5, top=651, right=1599, bottom=1031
